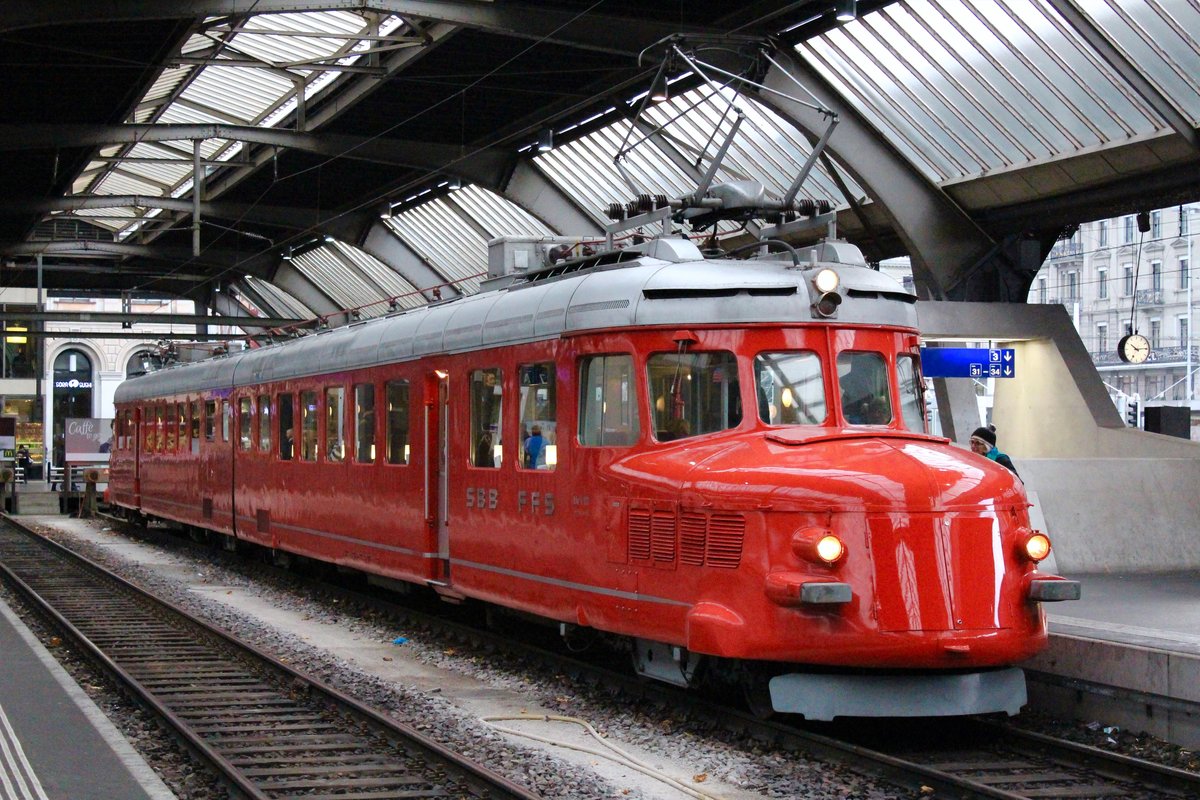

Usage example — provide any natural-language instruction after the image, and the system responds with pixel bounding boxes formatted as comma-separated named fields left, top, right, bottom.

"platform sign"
left=920, top=348, right=1016, bottom=379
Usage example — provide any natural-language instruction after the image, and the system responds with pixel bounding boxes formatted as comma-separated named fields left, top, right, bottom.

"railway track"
left=25, top=512, right=1200, bottom=800
left=0, top=518, right=539, bottom=800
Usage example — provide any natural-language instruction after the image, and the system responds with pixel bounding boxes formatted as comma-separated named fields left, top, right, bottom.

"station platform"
left=0, top=595, right=175, bottom=800
left=1024, top=571, right=1200, bottom=748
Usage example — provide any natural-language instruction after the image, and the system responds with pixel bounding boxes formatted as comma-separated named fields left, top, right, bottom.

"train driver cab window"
left=325, top=386, right=345, bottom=462
left=300, top=391, right=318, bottom=461
left=579, top=355, right=639, bottom=446
left=258, top=395, right=271, bottom=451
left=470, top=368, right=503, bottom=468
left=837, top=351, right=892, bottom=425
left=279, top=393, right=294, bottom=460
left=204, top=400, right=216, bottom=441
left=385, top=381, right=409, bottom=465
left=896, top=354, right=926, bottom=433
left=755, top=352, right=826, bottom=425
left=239, top=397, right=253, bottom=451
left=354, top=383, right=375, bottom=464
left=190, top=401, right=200, bottom=453
left=648, top=351, right=741, bottom=441
left=518, top=363, right=556, bottom=470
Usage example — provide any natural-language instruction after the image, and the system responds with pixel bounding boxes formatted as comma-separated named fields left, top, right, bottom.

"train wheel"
left=741, top=670, right=776, bottom=719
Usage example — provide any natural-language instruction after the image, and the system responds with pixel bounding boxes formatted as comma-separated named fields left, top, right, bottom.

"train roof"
left=115, top=239, right=916, bottom=402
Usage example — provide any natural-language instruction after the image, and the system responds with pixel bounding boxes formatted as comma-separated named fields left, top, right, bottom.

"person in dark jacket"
left=969, top=425, right=1019, bottom=478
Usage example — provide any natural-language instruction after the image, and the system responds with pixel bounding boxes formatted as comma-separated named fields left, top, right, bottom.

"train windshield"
left=647, top=351, right=741, bottom=441
left=755, top=352, right=827, bottom=425
left=896, top=354, right=927, bottom=433
left=837, top=352, right=892, bottom=425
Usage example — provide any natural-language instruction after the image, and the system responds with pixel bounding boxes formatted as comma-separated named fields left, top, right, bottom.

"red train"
left=111, top=234, right=1079, bottom=720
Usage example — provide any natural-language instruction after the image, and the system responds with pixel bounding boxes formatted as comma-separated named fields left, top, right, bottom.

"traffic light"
left=1126, top=399, right=1139, bottom=427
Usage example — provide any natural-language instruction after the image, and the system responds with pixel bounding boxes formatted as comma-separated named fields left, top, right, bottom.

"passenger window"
left=355, top=383, right=375, bottom=464
left=239, top=397, right=253, bottom=451
left=579, top=355, right=639, bottom=446
left=176, top=404, right=186, bottom=452
left=279, top=393, right=294, bottom=460
left=222, top=399, right=231, bottom=442
left=325, top=386, right=345, bottom=462
left=258, top=395, right=271, bottom=451
left=155, top=406, right=165, bottom=453
left=897, top=354, right=926, bottom=433
left=837, top=351, right=892, bottom=425
left=143, top=407, right=155, bottom=451
left=385, top=381, right=409, bottom=465
left=755, top=351, right=827, bottom=425
left=519, top=363, right=556, bottom=470
left=164, top=405, right=176, bottom=452
left=205, top=400, right=216, bottom=441
left=470, top=368, right=503, bottom=468
left=190, top=401, right=200, bottom=453
left=647, top=351, right=741, bottom=441
left=300, top=391, right=318, bottom=461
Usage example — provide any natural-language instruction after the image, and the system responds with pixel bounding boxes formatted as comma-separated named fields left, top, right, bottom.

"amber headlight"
left=1022, top=532, right=1052, bottom=562
left=792, top=527, right=847, bottom=565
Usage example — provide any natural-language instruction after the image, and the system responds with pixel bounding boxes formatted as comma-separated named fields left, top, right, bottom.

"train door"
left=425, top=370, right=450, bottom=582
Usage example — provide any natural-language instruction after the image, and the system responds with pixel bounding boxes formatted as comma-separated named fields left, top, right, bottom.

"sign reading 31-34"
left=920, top=348, right=1016, bottom=379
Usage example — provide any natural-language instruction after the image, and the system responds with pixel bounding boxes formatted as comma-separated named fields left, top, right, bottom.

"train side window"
left=354, top=383, right=375, bottom=464
left=647, top=351, right=741, bottom=441
left=155, top=406, right=166, bottom=453
left=143, top=406, right=154, bottom=451
left=325, top=386, right=345, bottom=462
left=222, top=399, right=231, bottom=442
left=239, top=397, right=253, bottom=451
left=175, top=404, right=185, bottom=452
left=579, top=355, right=639, bottom=446
left=205, top=400, right=216, bottom=441
left=897, top=354, right=926, bottom=433
left=190, top=401, right=200, bottom=453
left=164, top=405, right=176, bottom=452
left=837, top=351, right=892, bottom=425
left=258, top=394, right=271, bottom=452
left=518, top=363, right=556, bottom=470
left=385, top=381, right=409, bottom=465
left=755, top=352, right=827, bottom=425
left=470, top=368, right=503, bottom=468
left=300, top=391, right=318, bottom=461
left=279, top=393, right=294, bottom=460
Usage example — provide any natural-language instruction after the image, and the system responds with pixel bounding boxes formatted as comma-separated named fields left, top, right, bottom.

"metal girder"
left=360, top=220, right=459, bottom=300
left=502, top=160, right=605, bottom=236
left=758, top=48, right=1001, bottom=300
left=0, top=241, right=278, bottom=278
left=0, top=195, right=327, bottom=234
left=0, top=1, right=716, bottom=57
left=0, top=310, right=309, bottom=328
left=1047, top=0, right=1199, bottom=152
left=0, top=124, right=511, bottom=186
left=19, top=329, right=244, bottom=340
left=207, top=288, right=281, bottom=336
left=270, top=260, right=346, bottom=324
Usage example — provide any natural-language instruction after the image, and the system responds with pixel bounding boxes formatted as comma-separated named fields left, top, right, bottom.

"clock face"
left=1118, top=333, right=1151, bottom=364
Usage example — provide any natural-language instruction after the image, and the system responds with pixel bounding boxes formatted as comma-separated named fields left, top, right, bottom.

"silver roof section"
left=114, top=240, right=915, bottom=402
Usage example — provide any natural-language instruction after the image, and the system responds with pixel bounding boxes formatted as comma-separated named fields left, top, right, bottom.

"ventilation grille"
left=633, top=509, right=745, bottom=568
left=628, top=509, right=652, bottom=561
left=706, top=514, right=746, bottom=568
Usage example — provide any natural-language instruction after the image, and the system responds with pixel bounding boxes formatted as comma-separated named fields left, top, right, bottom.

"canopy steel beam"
left=0, top=124, right=511, bottom=186
left=0, top=310, right=310, bottom=328
left=270, top=260, right=346, bottom=325
left=0, top=240, right=277, bottom=278
left=502, top=160, right=605, bottom=236
left=0, top=1, right=719, bottom=57
left=360, top=220, right=459, bottom=300
left=758, top=48, right=999, bottom=300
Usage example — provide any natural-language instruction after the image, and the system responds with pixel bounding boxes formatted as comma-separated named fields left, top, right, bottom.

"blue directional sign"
left=920, top=348, right=1016, bottom=379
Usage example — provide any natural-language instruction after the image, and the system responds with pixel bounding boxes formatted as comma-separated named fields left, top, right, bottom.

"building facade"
left=1031, top=204, right=1198, bottom=437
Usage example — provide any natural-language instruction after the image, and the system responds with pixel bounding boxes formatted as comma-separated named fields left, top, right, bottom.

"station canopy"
left=0, top=0, right=1196, bottom=335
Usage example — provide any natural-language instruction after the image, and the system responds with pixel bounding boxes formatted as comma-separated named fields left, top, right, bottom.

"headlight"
left=1022, top=532, right=1052, bottom=562
left=814, top=268, right=840, bottom=293
left=792, top=527, right=847, bottom=565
